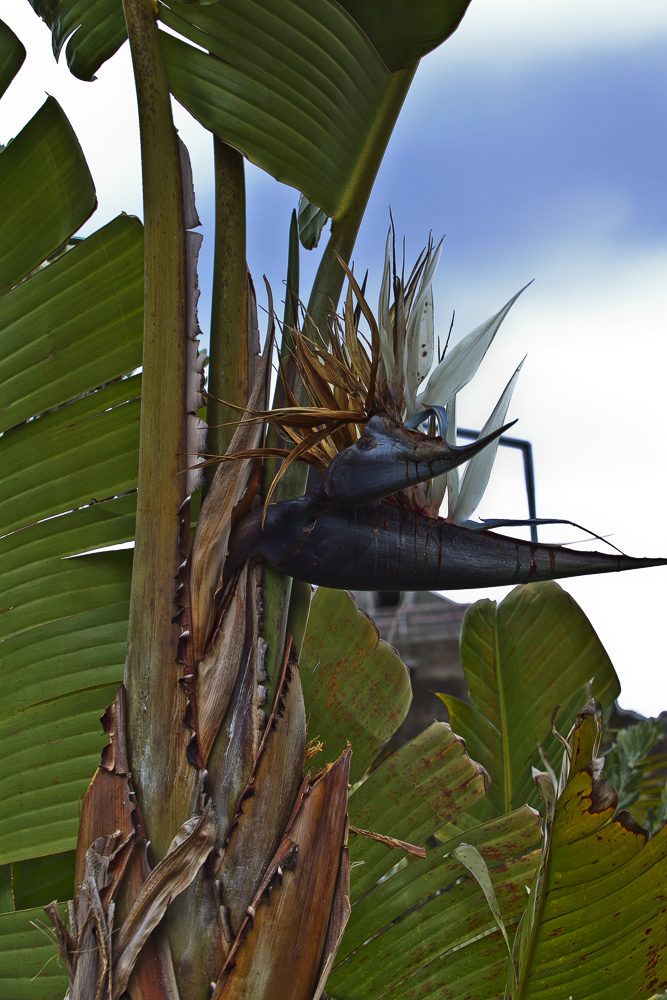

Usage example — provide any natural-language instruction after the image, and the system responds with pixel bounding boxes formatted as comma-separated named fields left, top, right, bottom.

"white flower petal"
left=452, top=358, right=525, bottom=524
left=417, top=283, right=530, bottom=409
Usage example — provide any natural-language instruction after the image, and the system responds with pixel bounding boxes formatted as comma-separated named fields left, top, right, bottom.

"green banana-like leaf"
left=0, top=905, right=68, bottom=999
left=0, top=97, right=96, bottom=293
left=0, top=118, right=143, bottom=868
left=297, top=194, right=328, bottom=251
left=299, top=587, right=411, bottom=783
left=330, top=806, right=541, bottom=1000
left=0, top=514, right=133, bottom=864
left=0, top=214, right=143, bottom=433
left=439, top=582, right=621, bottom=823
left=31, top=0, right=475, bottom=221
left=158, top=0, right=391, bottom=216
left=338, top=0, right=471, bottom=72
left=11, top=852, right=75, bottom=913
left=515, top=744, right=667, bottom=996
left=347, top=722, right=488, bottom=900
left=26, top=0, right=127, bottom=82
left=0, top=19, right=25, bottom=99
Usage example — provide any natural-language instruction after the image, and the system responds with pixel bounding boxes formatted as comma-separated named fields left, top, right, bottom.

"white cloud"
left=438, top=0, right=667, bottom=70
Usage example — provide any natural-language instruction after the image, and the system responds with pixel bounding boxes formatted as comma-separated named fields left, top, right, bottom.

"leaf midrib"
left=494, top=606, right=512, bottom=815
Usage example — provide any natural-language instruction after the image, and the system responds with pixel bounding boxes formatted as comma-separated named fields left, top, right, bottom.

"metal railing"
left=458, top=429, right=538, bottom=542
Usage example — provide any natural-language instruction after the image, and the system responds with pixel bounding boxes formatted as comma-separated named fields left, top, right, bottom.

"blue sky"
left=1, top=0, right=666, bottom=713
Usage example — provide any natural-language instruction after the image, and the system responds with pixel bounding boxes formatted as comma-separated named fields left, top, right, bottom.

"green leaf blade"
left=27, top=0, right=127, bottom=81
left=0, top=98, right=96, bottom=292
left=0, top=19, right=26, bottom=100
left=331, top=807, right=541, bottom=1000
left=452, top=582, right=621, bottom=819
left=0, top=215, right=143, bottom=433
left=347, top=722, right=488, bottom=900
left=338, top=0, right=472, bottom=72
left=159, top=0, right=392, bottom=216
left=0, top=904, right=68, bottom=999
left=300, top=587, right=411, bottom=783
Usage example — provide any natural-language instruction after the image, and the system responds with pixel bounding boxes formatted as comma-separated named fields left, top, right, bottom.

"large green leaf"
left=158, top=0, right=392, bottom=216
left=339, top=0, right=471, bottom=72
left=0, top=905, right=68, bottom=999
left=516, top=761, right=667, bottom=997
left=0, top=214, right=143, bottom=433
left=347, top=722, right=488, bottom=900
left=439, top=582, right=621, bottom=822
left=0, top=602, right=129, bottom=866
left=0, top=97, right=96, bottom=292
left=0, top=19, right=26, bottom=99
left=0, top=377, right=141, bottom=539
left=26, top=0, right=127, bottom=82
left=330, top=807, right=541, bottom=1000
left=299, top=587, right=411, bottom=783
left=0, top=147, right=142, bottom=869
left=11, top=852, right=75, bottom=912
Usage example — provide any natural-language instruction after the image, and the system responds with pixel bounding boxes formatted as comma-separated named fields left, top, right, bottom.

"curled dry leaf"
left=47, top=829, right=136, bottom=1000
left=218, top=637, right=307, bottom=936
left=190, top=328, right=273, bottom=666
left=311, top=816, right=351, bottom=1000
left=213, top=746, right=352, bottom=1000
left=197, top=562, right=250, bottom=766
left=112, top=802, right=218, bottom=999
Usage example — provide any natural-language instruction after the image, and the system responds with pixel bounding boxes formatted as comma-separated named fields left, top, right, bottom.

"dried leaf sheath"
left=213, top=746, right=352, bottom=1000
left=228, top=498, right=667, bottom=592
left=218, top=638, right=306, bottom=936
left=190, top=317, right=273, bottom=667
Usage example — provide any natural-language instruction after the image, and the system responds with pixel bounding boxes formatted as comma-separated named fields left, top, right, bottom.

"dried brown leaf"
left=213, top=747, right=351, bottom=1000
left=348, top=826, right=427, bottom=858
left=311, top=817, right=351, bottom=1000
left=111, top=802, right=218, bottom=999
left=197, top=562, right=249, bottom=766
left=218, top=639, right=306, bottom=936
left=190, top=330, right=273, bottom=664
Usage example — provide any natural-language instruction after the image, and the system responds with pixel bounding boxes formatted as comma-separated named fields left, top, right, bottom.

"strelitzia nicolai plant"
left=1, top=2, right=666, bottom=999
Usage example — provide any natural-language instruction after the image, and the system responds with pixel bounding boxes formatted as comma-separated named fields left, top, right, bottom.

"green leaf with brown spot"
left=330, top=806, right=541, bottom=1000
left=299, top=587, right=411, bottom=783
left=347, top=721, right=489, bottom=900
left=515, top=759, right=667, bottom=999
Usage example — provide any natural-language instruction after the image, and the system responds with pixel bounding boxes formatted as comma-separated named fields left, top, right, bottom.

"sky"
left=1, top=0, right=666, bottom=714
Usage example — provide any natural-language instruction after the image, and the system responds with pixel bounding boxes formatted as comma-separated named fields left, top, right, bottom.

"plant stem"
left=205, top=137, right=248, bottom=475
left=122, top=0, right=196, bottom=858
left=306, top=61, right=418, bottom=346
